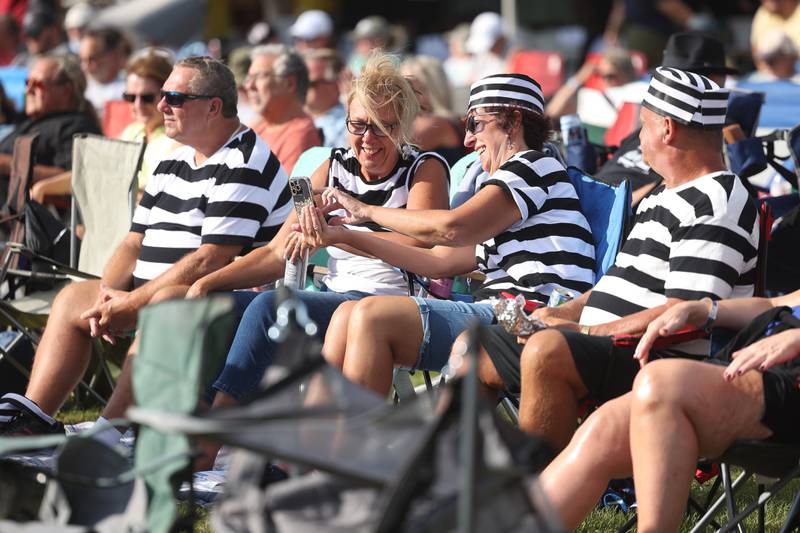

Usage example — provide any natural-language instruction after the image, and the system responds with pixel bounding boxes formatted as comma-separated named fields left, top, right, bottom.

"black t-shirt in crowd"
left=0, top=110, right=101, bottom=170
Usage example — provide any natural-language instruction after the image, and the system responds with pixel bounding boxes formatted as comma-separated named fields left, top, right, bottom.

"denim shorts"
left=412, top=297, right=495, bottom=371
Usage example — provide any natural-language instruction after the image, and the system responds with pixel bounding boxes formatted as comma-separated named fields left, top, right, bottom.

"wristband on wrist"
left=566, top=77, right=581, bottom=90
left=701, top=298, right=718, bottom=331
left=580, top=324, right=591, bottom=335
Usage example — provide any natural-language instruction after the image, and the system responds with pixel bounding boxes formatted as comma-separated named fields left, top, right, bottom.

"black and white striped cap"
left=468, top=73, right=544, bottom=114
left=642, top=66, right=729, bottom=128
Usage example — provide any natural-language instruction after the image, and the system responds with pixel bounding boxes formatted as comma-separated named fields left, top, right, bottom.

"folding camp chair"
left=0, top=296, right=236, bottom=532
left=0, top=134, right=145, bottom=405
left=0, top=134, right=38, bottom=276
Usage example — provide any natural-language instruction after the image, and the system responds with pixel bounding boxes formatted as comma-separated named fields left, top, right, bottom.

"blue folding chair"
left=566, top=166, right=632, bottom=283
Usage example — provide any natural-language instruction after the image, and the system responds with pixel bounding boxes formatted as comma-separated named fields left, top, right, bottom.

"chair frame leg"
left=689, top=467, right=750, bottom=533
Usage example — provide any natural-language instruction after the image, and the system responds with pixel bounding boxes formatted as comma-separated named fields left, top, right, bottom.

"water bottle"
left=560, top=114, right=597, bottom=173
left=281, top=251, right=308, bottom=290
left=560, top=114, right=584, bottom=146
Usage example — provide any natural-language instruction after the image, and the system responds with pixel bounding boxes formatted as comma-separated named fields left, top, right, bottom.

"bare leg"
left=541, top=394, right=633, bottom=530
left=25, top=280, right=103, bottom=414
left=341, top=296, right=423, bottom=396
left=100, top=285, right=190, bottom=421
left=321, top=300, right=359, bottom=369
left=631, top=359, right=772, bottom=533
left=194, top=390, right=238, bottom=471
left=517, top=329, right=588, bottom=450
left=449, top=330, right=505, bottom=402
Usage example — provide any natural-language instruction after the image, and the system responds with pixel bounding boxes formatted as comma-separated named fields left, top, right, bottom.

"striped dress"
left=130, top=128, right=292, bottom=287
left=472, top=149, right=596, bottom=304
left=323, top=145, right=449, bottom=295
left=580, top=171, right=759, bottom=355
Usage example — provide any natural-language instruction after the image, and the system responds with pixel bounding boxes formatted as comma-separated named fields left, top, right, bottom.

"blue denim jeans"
left=412, top=297, right=495, bottom=371
left=213, top=288, right=369, bottom=401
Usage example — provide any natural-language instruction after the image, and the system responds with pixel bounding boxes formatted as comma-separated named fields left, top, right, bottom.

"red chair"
left=102, top=100, right=135, bottom=138
left=603, top=102, right=641, bottom=147
left=506, top=50, right=565, bottom=99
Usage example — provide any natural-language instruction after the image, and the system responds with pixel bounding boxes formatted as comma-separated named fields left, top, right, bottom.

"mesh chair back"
left=2, top=134, right=38, bottom=270
left=567, top=166, right=631, bottom=282
left=70, top=134, right=144, bottom=275
left=133, top=296, right=235, bottom=533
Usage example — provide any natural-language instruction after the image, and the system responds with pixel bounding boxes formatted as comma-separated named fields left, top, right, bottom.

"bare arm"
left=30, top=171, right=71, bottom=203
left=326, top=182, right=520, bottom=247
left=303, top=205, right=478, bottom=278
left=100, top=231, right=144, bottom=290
left=188, top=157, right=332, bottom=296
left=634, top=289, right=800, bottom=364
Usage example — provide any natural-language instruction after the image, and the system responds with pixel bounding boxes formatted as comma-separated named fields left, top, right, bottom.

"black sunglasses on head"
left=160, top=90, right=214, bottom=107
left=122, top=92, right=157, bottom=104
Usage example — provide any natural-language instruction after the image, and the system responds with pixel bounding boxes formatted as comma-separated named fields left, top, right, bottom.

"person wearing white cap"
left=64, top=1, right=96, bottom=54
left=289, top=9, right=334, bottom=52
left=464, top=12, right=508, bottom=81
left=462, top=67, right=760, bottom=530
left=307, top=72, right=596, bottom=396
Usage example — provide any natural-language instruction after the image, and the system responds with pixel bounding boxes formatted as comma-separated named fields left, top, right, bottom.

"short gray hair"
left=175, top=56, right=238, bottom=118
left=251, top=44, right=310, bottom=102
left=46, top=53, right=87, bottom=108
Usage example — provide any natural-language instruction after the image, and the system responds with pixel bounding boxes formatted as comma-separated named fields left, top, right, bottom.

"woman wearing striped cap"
left=299, top=73, right=597, bottom=395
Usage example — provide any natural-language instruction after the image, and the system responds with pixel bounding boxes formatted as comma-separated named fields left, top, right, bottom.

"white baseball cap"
left=289, top=10, right=334, bottom=41
left=465, top=12, right=504, bottom=55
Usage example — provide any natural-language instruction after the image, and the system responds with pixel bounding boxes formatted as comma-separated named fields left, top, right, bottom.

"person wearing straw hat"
left=461, top=67, right=758, bottom=470
left=303, top=72, right=596, bottom=396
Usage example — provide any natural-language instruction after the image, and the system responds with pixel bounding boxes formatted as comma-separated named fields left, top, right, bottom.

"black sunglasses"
left=122, top=92, right=157, bottom=104
left=465, top=113, right=500, bottom=135
left=160, top=90, right=214, bottom=107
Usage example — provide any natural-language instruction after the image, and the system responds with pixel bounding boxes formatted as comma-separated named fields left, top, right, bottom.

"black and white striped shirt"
left=324, top=145, right=449, bottom=295
left=472, top=150, right=596, bottom=304
left=130, top=128, right=291, bottom=287
left=581, top=171, right=758, bottom=354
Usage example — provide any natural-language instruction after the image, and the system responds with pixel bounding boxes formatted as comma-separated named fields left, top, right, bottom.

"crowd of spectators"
left=0, top=1, right=799, bottom=530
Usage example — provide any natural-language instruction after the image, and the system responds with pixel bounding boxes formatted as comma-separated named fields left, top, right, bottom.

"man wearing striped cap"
left=470, top=66, right=760, bottom=456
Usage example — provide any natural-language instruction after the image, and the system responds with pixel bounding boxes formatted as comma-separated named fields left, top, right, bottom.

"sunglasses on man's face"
left=25, top=78, right=61, bottom=91
left=122, top=92, right=157, bottom=104
left=159, top=90, right=214, bottom=108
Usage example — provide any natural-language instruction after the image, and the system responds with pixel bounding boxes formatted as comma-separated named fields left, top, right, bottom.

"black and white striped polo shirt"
left=130, top=128, right=291, bottom=286
left=581, top=171, right=759, bottom=354
left=472, top=149, right=596, bottom=304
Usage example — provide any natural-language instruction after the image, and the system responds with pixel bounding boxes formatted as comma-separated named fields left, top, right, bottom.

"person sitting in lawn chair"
left=304, top=72, right=597, bottom=396
left=538, top=288, right=800, bottom=532
left=455, top=66, right=758, bottom=454
left=0, top=56, right=292, bottom=437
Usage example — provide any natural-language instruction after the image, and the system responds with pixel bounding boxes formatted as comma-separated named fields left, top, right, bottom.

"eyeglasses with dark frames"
left=346, top=119, right=397, bottom=137
left=465, top=113, right=500, bottom=135
left=160, top=90, right=215, bottom=107
left=122, top=92, right=157, bottom=104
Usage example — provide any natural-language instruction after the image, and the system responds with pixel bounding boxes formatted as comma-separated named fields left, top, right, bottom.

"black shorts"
left=761, top=366, right=800, bottom=444
left=482, top=325, right=672, bottom=403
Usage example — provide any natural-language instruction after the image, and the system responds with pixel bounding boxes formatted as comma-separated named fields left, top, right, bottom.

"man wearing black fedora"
left=596, top=32, right=737, bottom=206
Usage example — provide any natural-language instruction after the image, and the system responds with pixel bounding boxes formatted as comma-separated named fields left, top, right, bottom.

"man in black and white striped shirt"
left=0, top=57, right=291, bottom=436
left=472, top=67, right=759, bottom=451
